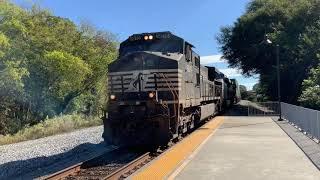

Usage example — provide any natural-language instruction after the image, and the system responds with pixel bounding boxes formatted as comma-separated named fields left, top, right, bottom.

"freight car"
left=103, top=32, right=240, bottom=147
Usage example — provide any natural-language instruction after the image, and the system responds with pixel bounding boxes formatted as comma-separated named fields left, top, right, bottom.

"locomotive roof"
left=121, top=31, right=195, bottom=48
left=205, top=66, right=226, bottom=78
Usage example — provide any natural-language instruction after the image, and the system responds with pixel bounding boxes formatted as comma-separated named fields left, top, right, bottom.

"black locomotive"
left=103, top=32, right=240, bottom=147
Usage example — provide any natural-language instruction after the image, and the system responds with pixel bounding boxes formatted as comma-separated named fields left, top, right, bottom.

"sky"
left=14, top=0, right=258, bottom=90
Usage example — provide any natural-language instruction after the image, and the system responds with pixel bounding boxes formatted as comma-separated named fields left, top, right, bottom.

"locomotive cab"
left=104, top=32, right=184, bottom=147
left=103, top=32, right=240, bottom=148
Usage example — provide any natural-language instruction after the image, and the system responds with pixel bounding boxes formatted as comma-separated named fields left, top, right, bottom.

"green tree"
left=21, top=6, right=117, bottom=117
left=299, top=64, right=320, bottom=110
left=252, top=83, right=259, bottom=92
left=218, top=0, right=320, bottom=104
left=239, top=85, right=248, bottom=99
left=43, top=51, right=91, bottom=98
left=0, top=32, right=9, bottom=57
left=39, top=50, right=91, bottom=116
left=239, top=85, right=258, bottom=101
left=0, top=1, right=30, bottom=134
left=253, top=82, right=269, bottom=102
left=0, top=1, right=117, bottom=135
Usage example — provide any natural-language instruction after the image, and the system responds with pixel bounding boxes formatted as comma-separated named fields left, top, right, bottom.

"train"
left=103, top=32, right=240, bottom=147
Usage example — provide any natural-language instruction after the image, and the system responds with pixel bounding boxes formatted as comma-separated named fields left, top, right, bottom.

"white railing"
left=281, top=102, right=320, bottom=141
left=247, top=101, right=280, bottom=116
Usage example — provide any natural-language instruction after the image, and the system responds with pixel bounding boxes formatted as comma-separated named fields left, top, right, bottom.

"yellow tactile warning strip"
left=132, top=116, right=225, bottom=180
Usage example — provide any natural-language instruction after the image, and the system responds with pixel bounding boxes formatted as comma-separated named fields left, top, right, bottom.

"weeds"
left=0, top=114, right=102, bottom=145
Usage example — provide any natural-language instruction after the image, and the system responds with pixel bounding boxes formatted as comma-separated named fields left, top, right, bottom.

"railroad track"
left=41, top=114, right=224, bottom=180
left=41, top=148, right=153, bottom=180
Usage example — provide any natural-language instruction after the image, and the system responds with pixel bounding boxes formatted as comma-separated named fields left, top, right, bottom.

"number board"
left=129, top=33, right=171, bottom=41
left=129, top=35, right=142, bottom=41
left=155, top=33, right=171, bottom=39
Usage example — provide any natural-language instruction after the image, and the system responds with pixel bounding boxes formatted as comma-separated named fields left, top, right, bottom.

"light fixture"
left=110, top=94, right=116, bottom=100
left=265, top=35, right=273, bottom=44
left=266, top=39, right=273, bottom=44
left=148, top=92, right=155, bottom=98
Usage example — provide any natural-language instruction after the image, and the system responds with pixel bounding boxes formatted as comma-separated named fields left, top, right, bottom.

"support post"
left=276, top=45, right=283, bottom=121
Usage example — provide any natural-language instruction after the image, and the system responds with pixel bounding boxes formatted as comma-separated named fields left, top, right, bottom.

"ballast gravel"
left=0, top=126, right=114, bottom=179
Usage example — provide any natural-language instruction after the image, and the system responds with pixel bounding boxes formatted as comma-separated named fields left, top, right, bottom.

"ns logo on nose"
left=127, top=72, right=143, bottom=91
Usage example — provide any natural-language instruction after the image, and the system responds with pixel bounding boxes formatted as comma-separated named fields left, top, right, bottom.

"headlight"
left=144, top=35, right=149, bottom=40
left=148, top=92, right=155, bottom=98
left=148, top=35, right=153, bottom=40
left=110, top=94, right=116, bottom=100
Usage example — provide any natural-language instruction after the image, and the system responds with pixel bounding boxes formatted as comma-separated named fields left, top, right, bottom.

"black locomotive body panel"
left=103, top=31, right=240, bottom=147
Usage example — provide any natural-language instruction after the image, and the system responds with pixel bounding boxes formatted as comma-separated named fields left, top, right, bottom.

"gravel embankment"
left=0, top=126, right=113, bottom=179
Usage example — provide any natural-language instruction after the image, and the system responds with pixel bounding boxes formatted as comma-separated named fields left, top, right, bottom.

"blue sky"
left=14, top=0, right=258, bottom=89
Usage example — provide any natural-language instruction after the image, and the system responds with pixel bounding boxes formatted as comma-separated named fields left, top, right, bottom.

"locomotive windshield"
left=109, top=52, right=177, bottom=71
left=109, top=32, right=181, bottom=71
left=119, top=36, right=183, bottom=56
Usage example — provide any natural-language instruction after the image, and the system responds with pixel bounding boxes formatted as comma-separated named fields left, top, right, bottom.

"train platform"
left=131, top=116, right=320, bottom=180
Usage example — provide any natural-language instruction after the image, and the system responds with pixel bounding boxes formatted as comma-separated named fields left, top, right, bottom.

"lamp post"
left=266, top=37, right=283, bottom=121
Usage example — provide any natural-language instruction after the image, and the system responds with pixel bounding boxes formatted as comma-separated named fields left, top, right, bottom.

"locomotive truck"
left=103, top=32, right=240, bottom=147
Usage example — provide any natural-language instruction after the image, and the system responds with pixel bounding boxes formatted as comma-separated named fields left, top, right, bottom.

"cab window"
left=194, top=57, right=200, bottom=67
left=185, top=44, right=192, bottom=62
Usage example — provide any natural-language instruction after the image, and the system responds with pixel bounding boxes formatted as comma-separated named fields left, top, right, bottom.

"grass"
left=0, top=114, right=103, bottom=146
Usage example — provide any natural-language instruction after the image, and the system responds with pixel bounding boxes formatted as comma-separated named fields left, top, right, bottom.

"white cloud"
left=200, top=55, right=225, bottom=65
left=219, top=68, right=242, bottom=77
left=241, top=82, right=257, bottom=91
left=200, top=54, right=258, bottom=91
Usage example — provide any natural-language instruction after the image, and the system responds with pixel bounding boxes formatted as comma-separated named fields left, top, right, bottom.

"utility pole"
left=265, top=35, right=282, bottom=121
left=276, top=44, right=283, bottom=121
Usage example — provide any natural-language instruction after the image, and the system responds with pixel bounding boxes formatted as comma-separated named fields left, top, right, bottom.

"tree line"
left=2, top=0, right=320, bottom=136
left=0, top=1, right=118, bottom=135
left=218, top=0, right=320, bottom=110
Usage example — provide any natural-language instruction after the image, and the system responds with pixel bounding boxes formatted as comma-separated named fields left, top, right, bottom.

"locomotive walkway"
left=131, top=115, right=320, bottom=179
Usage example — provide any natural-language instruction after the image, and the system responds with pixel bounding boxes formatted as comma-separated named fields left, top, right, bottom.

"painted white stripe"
left=145, top=82, right=181, bottom=86
left=110, top=78, right=181, bottom=84
left=109, top=69, right=182, bottom=75
left=108, top=85, right=129, bottom=89
left=148, top=77, right=182, bottom=80
left=108, top=82, right=181, bottom=86
left=146, top=75, right=182, bottom=78
left=108, top=75, right=133, bottom=79
left=144, top=88, right=181, bottom=91
left=109, top=80, right=132, bottom=84
left=110, top=88, right=181, bottom=92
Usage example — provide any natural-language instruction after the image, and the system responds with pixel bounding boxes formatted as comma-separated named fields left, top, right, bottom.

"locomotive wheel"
left=188, top=115, right=195, bottom=132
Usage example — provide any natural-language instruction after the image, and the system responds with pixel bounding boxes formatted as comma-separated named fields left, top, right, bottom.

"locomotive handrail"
left=158, top=72, right=180, bottom=135
left=158, top=73, right=179, bottom=123
left=158, top=73, right=179, bottom=99
left=158, top=73, right=179, bottom=101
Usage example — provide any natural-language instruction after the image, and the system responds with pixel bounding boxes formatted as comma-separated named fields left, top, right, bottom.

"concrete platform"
left=174, top=116, right=320, bottom=180
left=275, top=119, right=320, bottom=170
left=132, top=117, right=225, bottom=179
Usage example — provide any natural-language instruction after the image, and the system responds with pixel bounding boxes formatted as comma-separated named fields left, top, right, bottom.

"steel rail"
left=42, top=163, right=82, bottom=180
left=103, top=152, right=151, bottom=180
left=40, top=149, right=150, bottom=180
left=40, top=148, right=119, bottom=180
left=40, top=114, right=223, bottom=180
